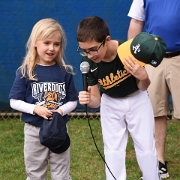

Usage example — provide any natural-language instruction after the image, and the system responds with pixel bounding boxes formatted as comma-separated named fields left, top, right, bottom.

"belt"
left=164, top=50, right=180, bottom=58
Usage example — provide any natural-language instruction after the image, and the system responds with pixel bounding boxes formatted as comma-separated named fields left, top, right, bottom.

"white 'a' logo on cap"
left=132, top=44, right=141, bottom=54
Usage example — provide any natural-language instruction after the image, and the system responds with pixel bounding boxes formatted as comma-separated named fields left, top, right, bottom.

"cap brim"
left=49, top=134, right=70, bottom=154
left=117, top=39, right=146, bottom=67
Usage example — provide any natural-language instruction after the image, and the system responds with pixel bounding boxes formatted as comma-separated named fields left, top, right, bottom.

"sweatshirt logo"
left=31, top=82, right=66, bottom=109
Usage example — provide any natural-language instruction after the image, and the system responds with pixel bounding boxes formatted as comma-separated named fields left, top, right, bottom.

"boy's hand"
left=34, top=106, right=53, bottom=120
left=124, top=56, right=148, bottom=81
left=78, top=90, right=91, bottom=105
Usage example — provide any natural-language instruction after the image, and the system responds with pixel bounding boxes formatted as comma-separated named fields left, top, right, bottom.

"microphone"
left=80, top=61, right=90, bottom=91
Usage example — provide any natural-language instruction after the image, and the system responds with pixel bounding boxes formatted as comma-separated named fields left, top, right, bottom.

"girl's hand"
left=51, top=109, right=63, bottom=116
left=34, top=106, right=53, bottom=120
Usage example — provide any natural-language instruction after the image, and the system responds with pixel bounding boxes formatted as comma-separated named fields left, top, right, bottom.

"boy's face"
left=78, top=40, right=106, bottom=63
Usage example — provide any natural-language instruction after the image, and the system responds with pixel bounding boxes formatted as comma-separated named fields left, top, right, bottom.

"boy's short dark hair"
left=76, top=16, right=110, bottom=43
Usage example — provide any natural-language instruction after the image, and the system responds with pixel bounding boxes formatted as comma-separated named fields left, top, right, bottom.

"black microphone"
left=80, top=61, right=90, bottom=91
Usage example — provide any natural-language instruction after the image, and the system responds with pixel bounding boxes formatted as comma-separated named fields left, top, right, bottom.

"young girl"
left=9, top=18, right=78, bottom=180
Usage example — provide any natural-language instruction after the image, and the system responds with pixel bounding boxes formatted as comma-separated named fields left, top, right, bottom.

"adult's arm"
left=128, top=19, right=145, bottom=39
left=127, top=0, right=145, bottom=39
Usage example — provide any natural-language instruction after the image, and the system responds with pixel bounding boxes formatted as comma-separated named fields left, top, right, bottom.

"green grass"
left=0, top=118, right=180, bottom=180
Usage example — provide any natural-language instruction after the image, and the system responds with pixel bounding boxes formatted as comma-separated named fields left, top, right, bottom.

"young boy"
left=76, top=16, right=166, bottom=180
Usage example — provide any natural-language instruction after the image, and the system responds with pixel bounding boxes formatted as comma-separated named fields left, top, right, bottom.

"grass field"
left=0, top=118, right=180, bottom=180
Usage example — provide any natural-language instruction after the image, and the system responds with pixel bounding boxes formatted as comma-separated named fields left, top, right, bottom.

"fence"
left=0, top=110, right=100, bottom=120
left=0, top=109, right=175, bottom=121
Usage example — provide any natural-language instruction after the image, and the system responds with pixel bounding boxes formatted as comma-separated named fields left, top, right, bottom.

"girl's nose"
left=49, top=45, right=54, bottom=50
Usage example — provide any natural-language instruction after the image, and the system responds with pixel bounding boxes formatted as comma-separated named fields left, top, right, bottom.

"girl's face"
left=35, top=32, right=61, bottom=66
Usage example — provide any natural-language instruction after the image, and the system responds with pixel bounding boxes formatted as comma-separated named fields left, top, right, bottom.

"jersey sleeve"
left=9, top=69, right=27, bottom=100
left=65, top=73, right=78, bottom=102
left=128, top=0, right=145, bottom=21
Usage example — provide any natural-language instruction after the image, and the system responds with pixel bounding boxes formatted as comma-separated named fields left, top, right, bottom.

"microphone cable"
left=85, top=105, right=117, bottom=180
left=80, top=61, right=116, bottom=179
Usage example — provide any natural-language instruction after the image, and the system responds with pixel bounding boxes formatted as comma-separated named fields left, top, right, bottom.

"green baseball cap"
left=117, top=32, right=167, bottom=67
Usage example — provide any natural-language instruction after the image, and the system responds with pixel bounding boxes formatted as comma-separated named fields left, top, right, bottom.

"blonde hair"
left=21, top=18, right=73, bottom=81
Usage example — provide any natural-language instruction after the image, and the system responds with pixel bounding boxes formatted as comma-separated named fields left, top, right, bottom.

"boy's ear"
left=105, top=35, right=111, bottom=45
